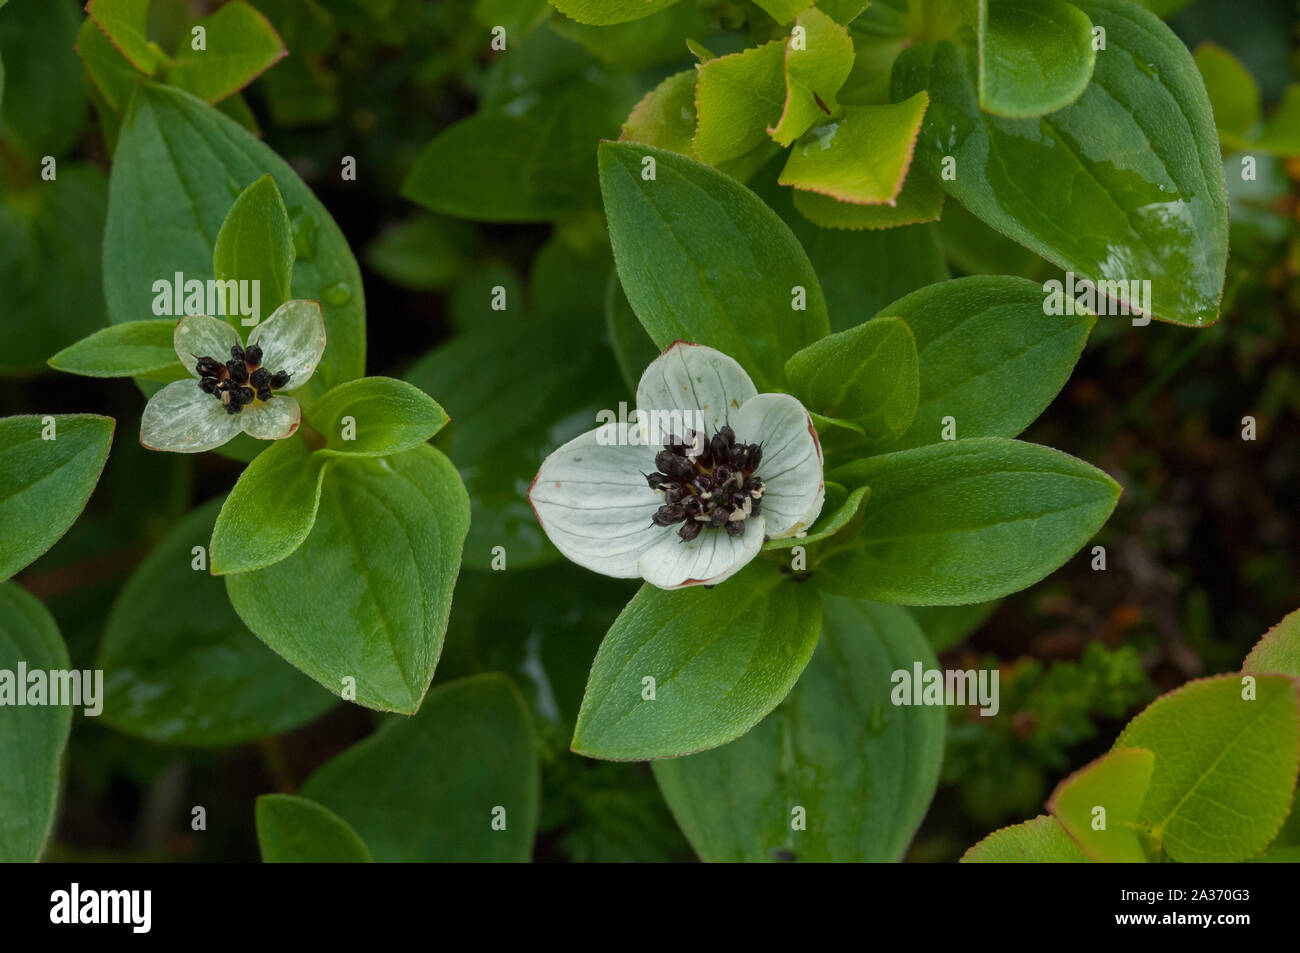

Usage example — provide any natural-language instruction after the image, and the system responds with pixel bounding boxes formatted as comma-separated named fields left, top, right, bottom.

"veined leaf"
left=256, top=795, right=372, bottom=863
left=961, top=814, right=1087, bottom=862
left=1047, top=747, right=1155, bottom=862
left=212, top=174, right=295, bottom=327
left=694, top=41, right=787, bottom=165
left=306, top=377, right=449, bottom=459
left=548, top=0, right=684, bottom=25
left=48, top=319, right=180, bottom=381
left=166, top=1, right=286, bottom=104
left=768, top=7, right=855, bottom=147
left=978, top=0, right=1096, bottom=119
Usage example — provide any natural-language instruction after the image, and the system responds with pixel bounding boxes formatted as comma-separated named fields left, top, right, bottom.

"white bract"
left=140, top=300, right=326, bottom=454
left=529, top=342, right=824, bottom=590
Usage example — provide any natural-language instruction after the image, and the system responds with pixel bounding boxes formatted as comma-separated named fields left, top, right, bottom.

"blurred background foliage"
left=0, top=0, right=1295, bottom=861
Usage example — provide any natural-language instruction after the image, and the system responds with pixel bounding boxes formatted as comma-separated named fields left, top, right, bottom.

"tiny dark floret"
left=645, top=425, right=765, bottom=543
left=193, top=342, right=292, bottom=415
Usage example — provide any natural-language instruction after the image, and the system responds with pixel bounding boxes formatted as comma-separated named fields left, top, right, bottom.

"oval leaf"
left=1047, top=746, right=1155, bottom=862
left=212, top=173, right=295, bottom=325
left=979, top=0, right=1096, bottom=119
left=48, top=319, right=180, bottom=380
left=961, top=814, right=1087, bottom=862
left=255, top=794, right=372, bottom=863
left=306, top=377, right=449, bottom=459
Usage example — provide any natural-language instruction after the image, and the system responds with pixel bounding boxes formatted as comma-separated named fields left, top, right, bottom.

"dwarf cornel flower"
left=140, top=300, right=326, bottom=454
left=529, top=342, right=824, bottom=590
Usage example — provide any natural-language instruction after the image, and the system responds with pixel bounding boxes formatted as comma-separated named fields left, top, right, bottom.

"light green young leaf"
left=209, top=436, right=328, bottom=576
left=48, top=319, right=181, bottom=381
left=620, top=68, right=698, bottom=157
left=1193, top=42, right=1260, bottom=150
left=762, top=482, right=869, bottom=551
left=0, top=583, right=71, bottom=862
left=893, top=0, right=1229, bottom=327
left=548, top=0, right=684, bottom=25
left=307, top=377, right=449, bottom=459
left=98, top=498, right=336, bottom=745
left=1255, top=85, right=1300, bottom=156
left=821, top=438, right=1119, bottom=605
left=866, top=276, right=1095, bottom=451
left=780, top=94, right=928, bottom=204
left=753, top=0, right=815, bottom=22
left=256, top=795, right=372, bottom=863
left=76, top=16, right=141, bottom=112
left=961, top=814, right=1087, bottom=862
left=572, top=560, right=822, bottom=761
left=599, top=141, right=829, bottom=391
left=693, top=41, right=787, bottom=165
left=86, top=0, right=162, bottom=75
left=166, top=1, right=286, bottom=104
left=106, top=84, right=365, bottom=400
left=1048, top=747, right=1155, bottom=863
left=213, top=174, right=295, bottom=327
left=0, top=415, right=114, bottom=582
left=785, top=315, right=919, bottom=440
left=791, top=164, right=945, bottom=229
left=654, top=598, right=943, bottom=861
left=1115, top=674, right=1300, bottom=862
left=979, top=0, right=1096, bottom=119
left=301, top=674, right=538, bottom=861
left=768, top=7, right=855, bottom=147
left=1243, top=608, right=1300, bottom=677
left=226, top=445, right=470, bottom=713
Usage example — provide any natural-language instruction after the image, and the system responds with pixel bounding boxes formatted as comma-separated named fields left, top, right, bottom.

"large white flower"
left=140, top=300, right=326, bottom=454
left=529, top=342, right=824, bottom=590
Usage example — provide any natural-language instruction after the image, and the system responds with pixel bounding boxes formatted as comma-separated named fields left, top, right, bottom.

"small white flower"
left=140, top=301, right=326, bottom=454
left=529, top=342, right=824, bottom=590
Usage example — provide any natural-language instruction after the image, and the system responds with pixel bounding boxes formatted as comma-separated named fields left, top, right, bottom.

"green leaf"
left=548, top=0, right=684, bottom=25
left=0, top=583, right=71, bottom=862
left=98, top=498, right=336, bottom=745
left=791, top=164, right=945, bottom=229
left=306, top=377, right=449, bottom=459
left=572, top=561, right=822, bottom=761
left=753, top=0, right=815, bottom=22
left=653, top=598, right=943, bottom=861
left=909, top=600, right=1001, bottom=651
left=48, top=319, right=180, bottom=381
left=894, top=0, right=1229, bottom=327
left=255, top=795, right=372, bottom=863
left=300, top=673, right=539, bottom=861
left=762, top=482, right=869, bottom=551
left=86, top=0, right=163, bottom=75
left=605, top=270, right=660, bottom=393
left=0, top=415, right=114, bottom=582
left=780, top=95, right=928, bottom=204
left=1114, top=674, right=1300, bottom=862
left=105, top=84, right=365, bottom=400
left=978, top=0, right=1096, bottom=119
left=1047, top=747, right=1155, bottom=862
left=961, top=814, right=1087, bottom=862
left=166, top=1, right=286, bottom=104
left=209, top=437, right=328, bottom=576
left=76, top=16, right=141, bottom=112
left=226, top=445, right=470, bottom=713
left=1244, top=609, right=1300, bottom=677
left=620, top=69, right=698, bottom=156
left=0, top=0, right=84, bottom=156
left=1194, top=42, right=1261, bottom=150
left=768, top=8, right=855, bottom=147
left=821, top=438, right=1120, bottom=605
left=693, top=41, right=787, bottom=165
left=599, top=141, right=829, bottom=390
left=1255, top=85, right=1300, bottom=156
left=212, top=174, right=295, bottom=326
left=868, top=276, right=1095, bottom=451
left=552, top=0, right=708, bottom=71
left=785, top=315, right=919, bottom=439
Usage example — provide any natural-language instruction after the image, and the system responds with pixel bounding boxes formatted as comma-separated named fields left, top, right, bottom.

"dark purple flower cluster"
left=195, top=343, right=291, bottom=415
left=645, top=425, right=765, bottom=541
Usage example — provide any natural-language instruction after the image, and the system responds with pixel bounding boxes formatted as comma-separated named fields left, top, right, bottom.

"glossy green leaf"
left=780, top=95, right=928, bottom=204
left=821, top=438, right=1120, bottom=605
left=98, top=498, right=337, bottom=745
left=0, top=583, right=71, bottom=862
left=212, top=174, right=295, bottom=326
left=166, top=1, right=286, bottom=104
left=226, top=445, right=470, bottom=713
left=306, top=377, right=449, bottom=459
left=694, top=41, right=787, bottom=165
left=654, top=598, right=943, bottom=861
left=1047, top=747, right=1155, bottom=862
left=572, top=561, right=822, bottom=761
left=548, top=0, right=683, bottom=25
left=209, top=437, right=328, bottom=576
left=791, top=165, right=945, bottom=229
left=105, top=84, right=365, bottom=400
left=0, top=415, right=114, bottom=583
left=769, top=8, right=855, bottom=147
left=1243, top=608, right=1300, bottom=677
left=48, top=319, right=180, bottom=381
left=961, top=814, right=1086, bottom=862
left=868, top=276, right=1095, bottom=451
left=86, top=0, right=162, bottom=74
left=1193, top=42, right=1259, bottom=150
left=785, top=315, right=919, bottom=439
left=599, top=141, right=829, bottom=390
left=1114, top=673, right=1300, bottom=862
left=894, top=0, right=1229, bottom=326
left=256, top=795, right=372, bottom=863
left=300, top=673, right=538, bottom=861
left=979, top=0, right=1096, bottom=119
